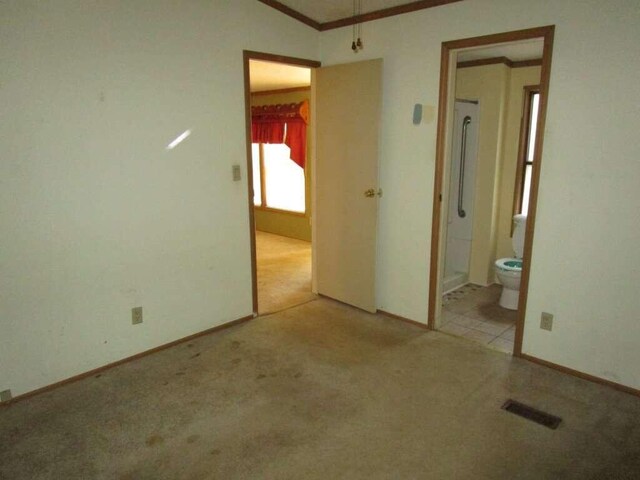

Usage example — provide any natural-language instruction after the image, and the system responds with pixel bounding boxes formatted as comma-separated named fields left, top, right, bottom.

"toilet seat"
left=495, top=257, right=522, bottom=272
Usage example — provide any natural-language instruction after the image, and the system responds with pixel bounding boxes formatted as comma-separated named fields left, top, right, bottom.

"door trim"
left=426, top=25, right=555, bottom=359
left=242, top=51, right=321, bottom=315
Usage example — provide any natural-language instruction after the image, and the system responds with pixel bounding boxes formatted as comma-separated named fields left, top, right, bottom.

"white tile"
left=462, top=328, right=495, bottom=345
left=443, top=298, right=476, bottom=315
left=499, top=326, right=516, bottom=341
left=446, top=313, right=481, bottom=329
left=489, top=337, right=514, bottom=353
left=472, top=319, right=512, bottom=336
left=439, top=322, right=470, bottom=337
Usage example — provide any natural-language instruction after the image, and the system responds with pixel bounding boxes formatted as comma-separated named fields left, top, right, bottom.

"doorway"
left=243, top=52, right=320, bottom=315
left=428, top=26, right=555, bottom=357
left=244, top=52, right=384, bottom=317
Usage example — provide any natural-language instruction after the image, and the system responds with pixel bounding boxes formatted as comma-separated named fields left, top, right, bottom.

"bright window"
left=252, top=143, right=305, bottom=214
left=515, top=88, right=540, bottom=216
left=251, top=143, right=262, bottom=206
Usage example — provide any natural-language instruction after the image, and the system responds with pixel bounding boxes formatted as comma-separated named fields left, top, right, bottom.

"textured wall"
left=0, top=0, right=319, bottom=397
left=320, top=0, right=640, bottom=389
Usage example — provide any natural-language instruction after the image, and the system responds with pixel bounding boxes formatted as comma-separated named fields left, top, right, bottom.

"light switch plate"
left=232, top=164, right=241, bottom=181
left=132, top=307, right=143, bottom=325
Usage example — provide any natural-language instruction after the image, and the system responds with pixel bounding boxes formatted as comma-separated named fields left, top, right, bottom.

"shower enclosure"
left=443, top=100, right=479, bottom=293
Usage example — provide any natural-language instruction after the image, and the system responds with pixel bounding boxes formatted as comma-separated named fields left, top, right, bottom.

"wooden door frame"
left=426, top=26, right=555, bottom=357
left=242, top=50, right=321, bottom=315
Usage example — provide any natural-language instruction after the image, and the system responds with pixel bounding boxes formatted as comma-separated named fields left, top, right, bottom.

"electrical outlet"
left=0, top=389, right=12, bottom=403
left=540, top=312, right=554, bottom=331
left=132, top=306, right=143, bottom=325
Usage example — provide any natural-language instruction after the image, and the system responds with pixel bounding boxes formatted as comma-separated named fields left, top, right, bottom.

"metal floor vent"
left=502, top=399, right=562, bottom=430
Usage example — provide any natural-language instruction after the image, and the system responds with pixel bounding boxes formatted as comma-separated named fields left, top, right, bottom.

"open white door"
left=315, top=59, right=382, bottom=313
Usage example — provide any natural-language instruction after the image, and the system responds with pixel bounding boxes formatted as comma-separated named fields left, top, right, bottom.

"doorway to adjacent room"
left=428, top=26, right=555, bottom=356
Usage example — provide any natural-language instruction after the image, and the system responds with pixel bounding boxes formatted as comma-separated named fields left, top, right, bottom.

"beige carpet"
left=1, top=298, right=639, bottom=479
left=256, top=230, right=315, bottom=314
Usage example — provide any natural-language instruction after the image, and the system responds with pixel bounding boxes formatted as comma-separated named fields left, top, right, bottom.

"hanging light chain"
left=351, top=0, right=364, bottom=53
left=351, top=0, right=357, bottom=51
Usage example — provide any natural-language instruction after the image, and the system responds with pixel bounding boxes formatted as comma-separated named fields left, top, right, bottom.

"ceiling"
left=248, top=38, right=543, bottom=93
left=458, top=39, right=544, bottom=63
left=249, top=60, right=311, bottom=92
left=271, top=0, right=417, bottom=23
left=249, top=5, right=540, bottom=91
left=259, top=0, right=463, bottom=29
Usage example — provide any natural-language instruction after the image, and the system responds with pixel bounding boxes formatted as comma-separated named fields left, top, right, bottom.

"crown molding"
left=258, top=0, right=463, bottom=32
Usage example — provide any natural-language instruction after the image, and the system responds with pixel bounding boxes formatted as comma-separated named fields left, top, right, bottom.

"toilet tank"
left=512, top=214, right=527, bottom=258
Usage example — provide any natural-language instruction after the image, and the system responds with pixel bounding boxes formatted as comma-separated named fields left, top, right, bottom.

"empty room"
left=1, top=1, right=639, bottom=478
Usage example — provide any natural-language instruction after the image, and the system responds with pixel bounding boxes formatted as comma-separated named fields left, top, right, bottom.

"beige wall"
left=250, top=90, right=312, bottom=241
left=496, top=66, right=542, bottom=261
left=455, top=63, right=542, bottom=285
left=320, top=0, right=640, bottom=390
left=0, top=0, right=319, bottom=398
left=455, top=63, right=510, bottom=286
left=3, top=0, right=640, bottom=397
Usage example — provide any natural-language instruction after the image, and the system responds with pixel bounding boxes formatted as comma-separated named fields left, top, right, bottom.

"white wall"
left=3, top=0, right=640, bottom=397
left=319, top=0, right=640, bottom=389
left=0, top=0, right=319, bottom=397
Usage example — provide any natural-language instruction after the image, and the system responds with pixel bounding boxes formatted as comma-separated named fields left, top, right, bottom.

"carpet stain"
left=190, top=353, right=201, bottom=359
left=186, top=435, right=200, bottom=444
left=145, top=435, right=164, bottom=447
left=4, top=298, right=637, bottom=480
left=231, top=358, right=241, bottom=365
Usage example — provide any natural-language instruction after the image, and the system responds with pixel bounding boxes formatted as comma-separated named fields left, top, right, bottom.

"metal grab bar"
left=458, top=115, right=471, bottom=218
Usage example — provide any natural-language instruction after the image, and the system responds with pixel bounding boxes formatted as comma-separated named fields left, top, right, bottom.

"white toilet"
left=494, top=214, right=527, bottom=310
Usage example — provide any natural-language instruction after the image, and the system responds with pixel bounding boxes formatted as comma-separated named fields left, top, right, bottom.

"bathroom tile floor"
left=440, top=283, right=517, bottom=353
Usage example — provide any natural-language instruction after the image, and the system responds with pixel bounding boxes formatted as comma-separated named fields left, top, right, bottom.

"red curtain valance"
left=251, top=120, right=285, bottom=145
left=251, top=100, right=309, bottom=168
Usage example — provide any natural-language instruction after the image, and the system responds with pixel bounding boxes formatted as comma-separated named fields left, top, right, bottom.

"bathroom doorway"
left=428, top=26, right=555, bottom=357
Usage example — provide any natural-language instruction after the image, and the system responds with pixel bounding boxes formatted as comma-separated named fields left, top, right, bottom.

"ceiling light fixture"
left=351, top=0, right=363, bottom=53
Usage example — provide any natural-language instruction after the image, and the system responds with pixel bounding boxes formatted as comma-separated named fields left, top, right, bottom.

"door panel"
left=315, top=59, right=382, bottom=313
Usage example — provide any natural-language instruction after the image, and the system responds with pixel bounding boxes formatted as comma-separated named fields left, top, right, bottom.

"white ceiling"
left=272, top=0, right=419, bottom=23
left=249, top=60, right=311, bottom=92
left=457, top=38, right=544, bottom=63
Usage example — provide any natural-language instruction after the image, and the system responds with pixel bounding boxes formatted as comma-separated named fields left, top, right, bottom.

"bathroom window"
left=514, top=86, right=540, bottom=217
left=252, top=143, right=306, bottom=214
